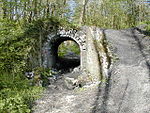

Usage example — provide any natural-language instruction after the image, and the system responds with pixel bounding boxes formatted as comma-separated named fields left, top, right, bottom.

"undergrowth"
left=0, top=72, right=43, bottom=113
left=0, top=17, right=79, bottom=113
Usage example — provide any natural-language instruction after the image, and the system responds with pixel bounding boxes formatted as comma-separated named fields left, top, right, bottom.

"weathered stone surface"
left=85, top=27, right=101, bottom=81
left=42, top=28, right=87, bottom=70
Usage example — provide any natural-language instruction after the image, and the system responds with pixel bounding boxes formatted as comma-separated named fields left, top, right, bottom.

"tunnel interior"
left=50, top=36, right=80, bottom=73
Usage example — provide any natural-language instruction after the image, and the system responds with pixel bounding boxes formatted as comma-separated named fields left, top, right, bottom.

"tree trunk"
left=0, top=1, right=4, bottom=19
left=46, top=0, right=50, bottom=18
left=61, top=0, right=67, bottom=18
left=79, top=0, right=89, bottom=26
left=33, top=0, right=38, bottom=19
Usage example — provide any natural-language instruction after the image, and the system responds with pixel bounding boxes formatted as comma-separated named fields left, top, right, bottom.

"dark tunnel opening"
left=52, top=38, right=80, bottom=73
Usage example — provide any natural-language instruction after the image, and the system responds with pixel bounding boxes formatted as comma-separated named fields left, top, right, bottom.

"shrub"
left=0, top=73, right=43, bottom=113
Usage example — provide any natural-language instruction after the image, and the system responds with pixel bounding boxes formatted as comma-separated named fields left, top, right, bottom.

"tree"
left=72, top=0, right=150, bottom=29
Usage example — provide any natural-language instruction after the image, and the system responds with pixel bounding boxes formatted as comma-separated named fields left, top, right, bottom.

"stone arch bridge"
left=35, top=26, right=150, bottom=113
left=41, top=27, right=110, bottom=81
left=42, top=28, right=87, bottom=71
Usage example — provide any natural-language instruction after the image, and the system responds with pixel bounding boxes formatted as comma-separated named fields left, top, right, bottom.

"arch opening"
left=56, top=40, right=80, bottom=73
left=42, top=35, right=86, bottom=73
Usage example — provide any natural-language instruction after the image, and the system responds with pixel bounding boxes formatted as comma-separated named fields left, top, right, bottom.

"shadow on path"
left=91, top=68, right=112, bottom=113
left=91, top=29, right=112, bottom=113
left=131, top=28, right=150, bottom=80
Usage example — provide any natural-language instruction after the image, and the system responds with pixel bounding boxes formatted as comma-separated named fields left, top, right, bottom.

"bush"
left=0, top=17, right=78, bottom=112
left=0, top=73, right=43, bottom=113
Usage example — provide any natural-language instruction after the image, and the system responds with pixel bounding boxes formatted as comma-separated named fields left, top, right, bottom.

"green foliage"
left=0, top=73, right=43, bottom=113
left=145, top=21, right=150, bottom=31
left=73, top=0, right=150, bottom=29
left=31, top=67, right=61, bottom=87
left=58, top=41, right=80, bottom=57
left=137, top=21, right=150, bottom=32
left=32, top=67, right=51, bottom=87
left=0, top=17, right=78, bottom=73
left=0, top=19, right=31, bottom=72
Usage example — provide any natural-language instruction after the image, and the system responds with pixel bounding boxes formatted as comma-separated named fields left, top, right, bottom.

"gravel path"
left=33, top=77, right=99, bottom=113
left=92, top=28, right=150, bottom=113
